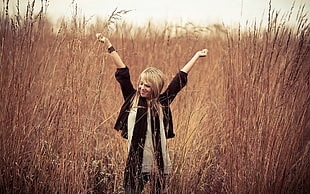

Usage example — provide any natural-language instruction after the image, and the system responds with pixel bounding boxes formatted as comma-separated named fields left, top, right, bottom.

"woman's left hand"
left=196, top=49, right=208, bottom=57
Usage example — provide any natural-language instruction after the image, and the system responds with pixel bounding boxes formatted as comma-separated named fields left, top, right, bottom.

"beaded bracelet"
left=108, top=46, right=116, bottom=53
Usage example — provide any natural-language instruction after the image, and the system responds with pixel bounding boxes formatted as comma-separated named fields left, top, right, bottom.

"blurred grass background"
left=0, top=1, right=309, bottom=193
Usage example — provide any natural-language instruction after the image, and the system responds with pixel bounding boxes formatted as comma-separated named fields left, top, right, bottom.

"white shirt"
left=127, top=108, right=172, bottom=174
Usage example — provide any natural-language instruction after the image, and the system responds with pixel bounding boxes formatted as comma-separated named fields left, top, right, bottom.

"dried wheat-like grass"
left=0, top=1, right=309, bottom=193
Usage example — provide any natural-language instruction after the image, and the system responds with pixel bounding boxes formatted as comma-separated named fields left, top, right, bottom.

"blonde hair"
left=131, top=67, right=166, bottom=115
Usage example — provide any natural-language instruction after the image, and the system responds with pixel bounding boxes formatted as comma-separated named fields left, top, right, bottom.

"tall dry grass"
left=221, top=4, right=310, bottom=193
left=0, top=1, right=309, bottom=193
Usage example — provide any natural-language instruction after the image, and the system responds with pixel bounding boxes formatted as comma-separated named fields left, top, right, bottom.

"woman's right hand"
left=96, top=33, right=112, bottom=48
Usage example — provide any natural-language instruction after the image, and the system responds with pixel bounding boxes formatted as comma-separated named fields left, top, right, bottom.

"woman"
left=96, top=33, right=208, bottom=193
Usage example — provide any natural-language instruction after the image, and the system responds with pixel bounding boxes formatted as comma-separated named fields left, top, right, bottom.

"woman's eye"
left=139, top=82, right=150, bottom=88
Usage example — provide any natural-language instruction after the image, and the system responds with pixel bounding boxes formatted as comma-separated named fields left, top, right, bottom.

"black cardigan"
left=113, top=67, right=188, bottom=139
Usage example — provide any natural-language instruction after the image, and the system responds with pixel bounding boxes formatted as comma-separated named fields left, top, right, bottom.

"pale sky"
left=4, top=0, right=310, bottom=26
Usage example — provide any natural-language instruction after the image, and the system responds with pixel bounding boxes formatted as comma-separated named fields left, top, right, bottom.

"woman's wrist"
left=108, top=46, right=116, bottom=53
left=193, top=53, right=200, bottom=61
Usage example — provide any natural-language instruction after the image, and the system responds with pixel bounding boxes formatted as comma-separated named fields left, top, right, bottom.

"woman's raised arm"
left=181, top=49, right=208, bottom=73
left=96, top=33, right=126, bottom=68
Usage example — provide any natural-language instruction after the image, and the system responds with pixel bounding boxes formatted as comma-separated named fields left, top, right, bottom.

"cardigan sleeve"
left=159, top=71, right=188, bottom=106
left=115, top=67, right=135, bottom=100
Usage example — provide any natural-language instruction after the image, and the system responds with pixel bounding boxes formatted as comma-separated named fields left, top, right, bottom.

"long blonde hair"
left=131, top=67, right=166, bottom=115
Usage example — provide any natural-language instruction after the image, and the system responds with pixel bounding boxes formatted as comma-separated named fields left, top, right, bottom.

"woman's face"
left=138, top=81, right=152, bottom=99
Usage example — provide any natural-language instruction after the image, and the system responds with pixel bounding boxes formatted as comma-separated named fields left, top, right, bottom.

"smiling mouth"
left=140, top=91, right=148, bottom=96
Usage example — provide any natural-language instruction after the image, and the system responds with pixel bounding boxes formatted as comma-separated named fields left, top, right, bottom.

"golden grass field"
left=0, top=1, right=309, bottom=193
